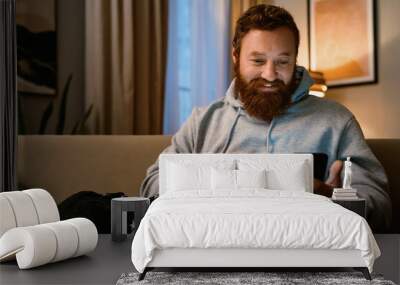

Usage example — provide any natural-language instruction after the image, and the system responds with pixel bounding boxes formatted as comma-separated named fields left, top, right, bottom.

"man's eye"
left=276, top=60, right=289, bottom=66
left=252, top=59, right=265, bottom=65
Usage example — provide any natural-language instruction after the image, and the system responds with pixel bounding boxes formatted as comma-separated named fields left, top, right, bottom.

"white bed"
left=131, top=154, right=380, bottom=280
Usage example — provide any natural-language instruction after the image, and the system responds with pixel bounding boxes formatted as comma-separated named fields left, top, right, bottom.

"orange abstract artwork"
left=309, top=0, right=376, bottom=87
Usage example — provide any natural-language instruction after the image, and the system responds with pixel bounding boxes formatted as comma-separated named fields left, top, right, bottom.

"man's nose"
left=261, top=61, right=277, bottom=82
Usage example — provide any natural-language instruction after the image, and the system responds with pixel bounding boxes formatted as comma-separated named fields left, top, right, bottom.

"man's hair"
left=232, top=4, right=300, bottom=57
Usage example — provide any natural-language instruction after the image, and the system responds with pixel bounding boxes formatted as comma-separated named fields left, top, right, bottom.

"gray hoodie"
left=140, top=66, right=392, bottom=231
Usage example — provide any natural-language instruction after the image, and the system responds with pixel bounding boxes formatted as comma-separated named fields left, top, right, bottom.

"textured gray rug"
left=116, top=271, right=396, bottom=285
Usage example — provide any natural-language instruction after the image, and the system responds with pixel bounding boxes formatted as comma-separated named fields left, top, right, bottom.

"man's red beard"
left=234, top=63, right=297, bottom=122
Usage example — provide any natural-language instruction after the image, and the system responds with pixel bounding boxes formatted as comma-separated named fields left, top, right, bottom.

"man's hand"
left=314, top=160, right=343, bottom=197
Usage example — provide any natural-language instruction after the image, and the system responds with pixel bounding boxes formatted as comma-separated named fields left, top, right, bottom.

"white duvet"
left=131, top=190, right=380, bottom=273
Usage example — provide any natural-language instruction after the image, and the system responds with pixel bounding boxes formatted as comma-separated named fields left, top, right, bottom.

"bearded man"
left=140, top=4, right=391, bottom=232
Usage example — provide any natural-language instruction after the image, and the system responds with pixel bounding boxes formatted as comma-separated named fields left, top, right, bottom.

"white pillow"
left=266, top=161, right=308, bottom=191
left=166, top=159, right=236, bottom=192
left=238, top=160, right=309, bottom=191
left=167, top=162, right=211, bottom=191
left=237, top=169, right=267, bottom=188
left=211, top=168, right=236, bottom=190
left=211, top=168, right=267, bottom=190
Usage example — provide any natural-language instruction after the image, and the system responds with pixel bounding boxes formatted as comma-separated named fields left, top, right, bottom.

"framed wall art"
left=308, top=0, right=377, bottom=88
left=16, top=0, right=57, bottom=96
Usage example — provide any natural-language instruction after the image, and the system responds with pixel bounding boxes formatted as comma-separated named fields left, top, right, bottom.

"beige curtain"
left=85, top=0, right=167, bottom=134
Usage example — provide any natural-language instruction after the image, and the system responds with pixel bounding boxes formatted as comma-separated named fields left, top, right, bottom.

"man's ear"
left=232, top=49, right=238, bottom=65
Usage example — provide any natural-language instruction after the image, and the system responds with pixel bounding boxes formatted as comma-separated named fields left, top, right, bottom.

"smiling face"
left=234, top=27, right=297, bottom=89
left=233, top=27, right=298, bottom=122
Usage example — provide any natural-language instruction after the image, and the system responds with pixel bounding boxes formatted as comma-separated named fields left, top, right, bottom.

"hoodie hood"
left=224, top=66, right=314, bottom=109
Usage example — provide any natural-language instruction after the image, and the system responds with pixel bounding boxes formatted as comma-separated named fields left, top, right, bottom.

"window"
left=163, top=0, right=231, bottom=134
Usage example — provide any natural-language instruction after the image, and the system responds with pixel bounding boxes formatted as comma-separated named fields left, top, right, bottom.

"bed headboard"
left=159, top=153, right=313, bottom=196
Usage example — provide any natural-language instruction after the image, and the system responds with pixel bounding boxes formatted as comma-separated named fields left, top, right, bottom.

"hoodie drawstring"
left=221, top=107, right=241, bottom=153
left=265, top=118, right=275, bottom=153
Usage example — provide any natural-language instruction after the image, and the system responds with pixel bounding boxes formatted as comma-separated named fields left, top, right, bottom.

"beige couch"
left=17, top=135, right=399, bottom=233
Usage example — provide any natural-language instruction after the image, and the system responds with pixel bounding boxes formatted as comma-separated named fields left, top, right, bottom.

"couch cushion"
left=17, top=135, right=172, bottom=203
left=367, top=139, right=400, bottom=233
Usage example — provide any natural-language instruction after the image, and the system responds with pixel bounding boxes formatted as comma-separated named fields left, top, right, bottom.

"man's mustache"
left=249, top=78, right=285, bottom=88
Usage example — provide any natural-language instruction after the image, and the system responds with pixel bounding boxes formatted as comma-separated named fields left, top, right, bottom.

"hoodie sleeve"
left=337, top=116, right=392, bottom=232
left=139, top=108, right=201, bottom=199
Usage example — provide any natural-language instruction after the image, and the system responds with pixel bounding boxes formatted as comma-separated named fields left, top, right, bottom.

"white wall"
left=273, top=0, right=309, bottom=68
left=275, top=0, right=400, bottom=138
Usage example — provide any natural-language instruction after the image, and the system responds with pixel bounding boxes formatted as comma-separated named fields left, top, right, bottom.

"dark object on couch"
left=58, top=191, right=130, bottom=234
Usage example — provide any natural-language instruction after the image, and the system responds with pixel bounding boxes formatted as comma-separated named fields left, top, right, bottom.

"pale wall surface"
left=275, top=0, right=400, bottom=138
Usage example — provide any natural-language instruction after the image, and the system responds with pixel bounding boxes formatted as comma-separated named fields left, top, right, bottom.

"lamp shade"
left=309, top=70, right=328, bottom=97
